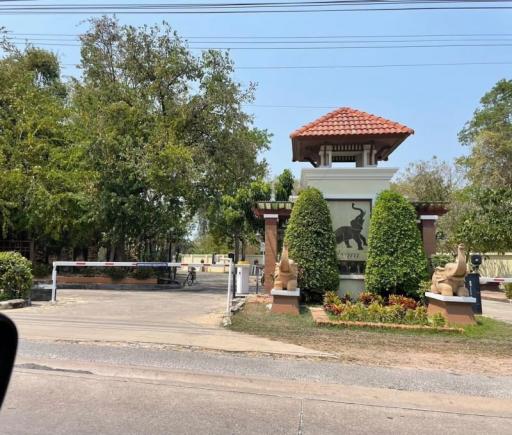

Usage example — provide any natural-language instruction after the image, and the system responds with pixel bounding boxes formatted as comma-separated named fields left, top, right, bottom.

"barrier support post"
left=51, top=263, right=57, bottom=303
left=226, top=259, right=234, bottom=316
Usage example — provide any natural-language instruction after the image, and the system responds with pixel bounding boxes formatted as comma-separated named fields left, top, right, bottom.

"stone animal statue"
left=334, top=203, right=367, bottom=250
left=431, top=244, right=469, bottom=297
left=274, top=246, right=298, bottom=291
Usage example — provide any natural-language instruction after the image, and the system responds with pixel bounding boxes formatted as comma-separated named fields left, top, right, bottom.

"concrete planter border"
left=309, top=307, right=465, bottom=333
left=0, top=298, right=26, bottom=310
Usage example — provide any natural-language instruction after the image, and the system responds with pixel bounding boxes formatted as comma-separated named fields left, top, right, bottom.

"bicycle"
left=182, top=266, right=196, bottom=287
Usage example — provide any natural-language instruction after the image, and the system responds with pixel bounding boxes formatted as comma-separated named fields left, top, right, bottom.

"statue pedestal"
left=271, top=289, right=300, bottom=315
left=425, top=292, right=476, bottom=325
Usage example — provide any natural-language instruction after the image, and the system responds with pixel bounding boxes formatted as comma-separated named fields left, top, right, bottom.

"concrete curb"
left=0, top=298, right=26, bottom=310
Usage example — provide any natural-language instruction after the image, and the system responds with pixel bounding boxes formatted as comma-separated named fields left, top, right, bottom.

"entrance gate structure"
left=255, top=107, right=445, bottom=297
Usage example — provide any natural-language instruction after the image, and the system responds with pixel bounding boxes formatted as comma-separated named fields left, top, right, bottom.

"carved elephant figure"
left=274, top=246, right=298, bottom=291
left=431, top=244, right=469, bottom=297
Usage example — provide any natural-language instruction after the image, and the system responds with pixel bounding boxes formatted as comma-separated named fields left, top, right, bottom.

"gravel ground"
left=16, top=339, right=512, bottom=399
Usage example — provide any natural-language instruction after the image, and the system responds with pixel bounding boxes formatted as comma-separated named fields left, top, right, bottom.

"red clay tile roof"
left=290, top=107, right=414, bottom=138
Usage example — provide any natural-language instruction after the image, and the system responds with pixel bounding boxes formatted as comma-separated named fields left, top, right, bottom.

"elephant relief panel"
left=327, top=200, right=371, bottom=268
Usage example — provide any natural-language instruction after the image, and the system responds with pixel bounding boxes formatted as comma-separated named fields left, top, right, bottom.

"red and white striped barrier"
left=51, top=260, right=232, bottom=302
left=53, top=260, right=229, bottom=268
left=480, top=277, right=512, bottom=284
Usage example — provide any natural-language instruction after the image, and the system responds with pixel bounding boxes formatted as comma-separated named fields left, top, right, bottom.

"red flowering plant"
left=387, top=295, right=417, bottom=310
left=358, top=291, right=384, bottom=306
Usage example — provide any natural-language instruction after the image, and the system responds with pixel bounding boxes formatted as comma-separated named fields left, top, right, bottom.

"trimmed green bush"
left=431, top=253, right=453, bottom=269
left=32, top=262, right=52, bottom=278
left=0, top=251, right=33, bottom=300
left=284, top=187, right=339, bottom=303
left=416, top=280, right=431, bottom=305
left=365, top=190, right=429, bottom=298
left=104, top=267, right=129, bottom=281
left=505, top=283, right=512, bottom=300
left=325, top=301, right=430, bottom=325
left=131, top=267, right=154, bottom=280
left=323, top=292, right=447, bottom=326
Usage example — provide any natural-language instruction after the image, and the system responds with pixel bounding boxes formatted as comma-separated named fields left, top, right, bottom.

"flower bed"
left=323, top=291, right=447, bottom=328
left=310, top=307, right=464, bottom=333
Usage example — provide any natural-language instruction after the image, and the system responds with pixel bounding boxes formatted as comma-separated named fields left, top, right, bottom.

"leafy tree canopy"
left=208, top=180, right=271, bottom=262
left=274, top=169, right=295, bottom=201
left=438, top=79, right=512, bottom=253
left=458, top=79, right=512, bottom=189
left=0, top=43, right=94, bottom=248
left=438, top=187, right=512, bottom=253
left=391, top=156, right=461, bottom=202
left=0, top=17, right=270, bottom=261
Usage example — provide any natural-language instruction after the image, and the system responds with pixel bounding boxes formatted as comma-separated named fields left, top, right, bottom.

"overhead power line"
left=236, top=61, right=512, bottom=69
left=8, top=36, right=512, bottom=44
left=1, top=0, right=512, bottom=14
left=7, top=34, right=512, bottom=50
left=9, top=40, right=512, bottom=49
left=57, top=60, right=512, bottom=69
left=8, top=31, right=512, bottom=39
left=243, top=104, right=338, bottom=109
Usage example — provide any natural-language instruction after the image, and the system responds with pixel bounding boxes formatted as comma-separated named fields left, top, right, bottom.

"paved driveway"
left=483, top=299, right=512, bottom=324
left=5, top=273, right=325, bottom=357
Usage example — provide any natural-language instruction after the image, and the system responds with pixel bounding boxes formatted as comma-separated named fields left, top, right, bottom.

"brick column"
left=420, top=215, right=438, bottom=258
left=264, top=214, right=279, bottom=293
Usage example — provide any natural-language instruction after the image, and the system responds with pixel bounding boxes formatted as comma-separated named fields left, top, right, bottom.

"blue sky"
left=4, top=5, right=511, bottom=179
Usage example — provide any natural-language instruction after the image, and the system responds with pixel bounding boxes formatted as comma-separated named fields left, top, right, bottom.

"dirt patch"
left=230, top=302, right=512, bottom=375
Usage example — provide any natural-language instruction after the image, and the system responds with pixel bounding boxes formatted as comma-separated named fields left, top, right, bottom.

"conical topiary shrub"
left=284, top=187, right=339, bottom=302
left=365, top=190, right=428, bottom=298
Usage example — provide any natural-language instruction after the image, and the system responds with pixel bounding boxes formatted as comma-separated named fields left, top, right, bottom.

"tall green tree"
left=0, top=44, right=95, bottom=256
left=274, top=169, right=295, bottom=201
left=391, top=156, right=460, bottom=202
left=72, top=17, right=269, bottom=260
left=439, top=79, right=512, bottom=253
left=209, top=180, right=271, bottom=262
left=439, top=188, right=512, bottom=253
left=1, top=18, right=269, bottom=262
left=458, top=79, right=512, bottom=189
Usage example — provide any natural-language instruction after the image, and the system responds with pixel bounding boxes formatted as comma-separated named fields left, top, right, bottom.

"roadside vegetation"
left=0, top=17, right=276, bottom=265
left=323, top=291, right=446, bottom=327
left=230, top=301, right=512, bottom=373
left=0, top=252, right=33, bottom=301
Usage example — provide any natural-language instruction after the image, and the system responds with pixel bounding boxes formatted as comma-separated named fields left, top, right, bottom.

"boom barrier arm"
left=50, top=260, right=228, bottom=303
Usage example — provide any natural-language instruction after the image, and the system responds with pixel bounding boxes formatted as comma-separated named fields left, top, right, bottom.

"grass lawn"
left=230, top=301, right=512, bottom=374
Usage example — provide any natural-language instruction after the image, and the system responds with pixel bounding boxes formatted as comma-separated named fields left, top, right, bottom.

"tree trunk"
left=116, top=242, right=125, bottom=261
left=109, top=243, right=116, bottom=261
left=234, top=234, right=240, bottom=264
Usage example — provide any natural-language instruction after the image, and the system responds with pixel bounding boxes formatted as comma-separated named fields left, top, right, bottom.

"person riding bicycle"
left=183, top=266, right=196, bottom=287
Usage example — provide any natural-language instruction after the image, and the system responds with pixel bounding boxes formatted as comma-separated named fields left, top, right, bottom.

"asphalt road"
left=14, top=339, right=512, bottom=399
left=1, top=340, right=511, bottom=434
